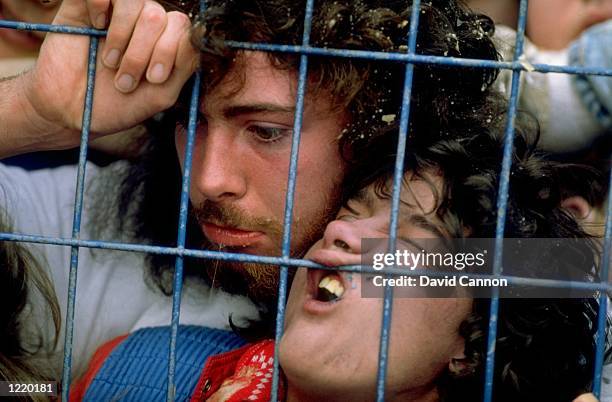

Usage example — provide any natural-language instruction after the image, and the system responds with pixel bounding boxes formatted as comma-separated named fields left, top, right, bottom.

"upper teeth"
left=318, top=275, right=345, bottom=299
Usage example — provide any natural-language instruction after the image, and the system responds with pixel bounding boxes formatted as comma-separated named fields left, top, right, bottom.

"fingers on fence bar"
left=102, top=0, right=148, bottom=69
left=87, top=0, right=193, bottom=94
left=18, top=0, right=196, bottom=147
left=86, top=0, right=111, bottom=29
left=105, top=1, right=163, bottom=90
left=146, top=12, right=191, bottom=83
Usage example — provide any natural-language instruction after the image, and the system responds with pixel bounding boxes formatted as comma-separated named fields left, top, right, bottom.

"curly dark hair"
left=182, top=0, right=500, bottom=167
left=109, top=0, right=502, bottom=291
left=95, top=1, right=599, bottom=401
left=351, top=117, right=600, bottom=401
left=0, top=213, right=60, bottom=401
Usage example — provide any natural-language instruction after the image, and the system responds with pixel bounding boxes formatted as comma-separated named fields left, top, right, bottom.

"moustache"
left=191, top=200, right=283, bottom=237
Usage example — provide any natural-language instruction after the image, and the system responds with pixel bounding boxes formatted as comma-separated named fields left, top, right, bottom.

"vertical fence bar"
left=0, top=1, right=611, bottom=401
left=271, top=0, right=315, bottom=400
left=165, top=73, right=201, bottom=402
left=375, top=0, right=422, bottom=400
left=61, top=36, right=99, bottom=402
left=376, top=0, right=421, bottom=402
left=592, top=168, right=612, bottom=397
left=482, top=1, right=528, bottom=401
left=166, top=3, right=207, bottom=399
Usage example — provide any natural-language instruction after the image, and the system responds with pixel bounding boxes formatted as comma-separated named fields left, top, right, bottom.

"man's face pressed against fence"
left=280, top=172, right=471, bottom=401
left=174, top=51, right=347, bottom=301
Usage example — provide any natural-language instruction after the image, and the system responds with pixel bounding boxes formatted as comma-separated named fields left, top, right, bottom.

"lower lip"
left=302, top=296, right=343, bottom=315
left=0, top=9, right=44, bottom=51
left=202, top=223, right=264, bottom=247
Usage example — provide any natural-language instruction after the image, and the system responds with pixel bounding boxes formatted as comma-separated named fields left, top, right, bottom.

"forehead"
left=203, top=52, right=296, bottom=108
left=351, top=172, right=447, bottom=237
left=200, top=52, right=346, bottom=123
left=354, top=172, right=442, bottom=214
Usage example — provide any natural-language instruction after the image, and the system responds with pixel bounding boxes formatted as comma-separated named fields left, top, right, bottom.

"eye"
left=246, top=124, right=292, bottom=143
left=335, top=205, right=362, bottom=222
left=336, top=214, right=359, bottom=222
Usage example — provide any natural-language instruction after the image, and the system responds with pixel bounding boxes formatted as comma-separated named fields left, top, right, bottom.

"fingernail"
left=149, top=63, right=165, bottom=83
left=105, top=49, right=120, bottom=68
left=116, top=74, right=134, bottom=92
left=95, top=13, right=106, bottom=29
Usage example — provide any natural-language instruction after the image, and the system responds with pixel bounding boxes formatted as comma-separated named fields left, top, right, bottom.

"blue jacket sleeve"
left=569, top=20, right=612, bottom=130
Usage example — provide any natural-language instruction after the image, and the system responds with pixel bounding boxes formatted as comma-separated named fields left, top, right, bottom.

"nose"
left=321, top=220, right=367, bottom=254
left=191, top=124, right=247, bottom=203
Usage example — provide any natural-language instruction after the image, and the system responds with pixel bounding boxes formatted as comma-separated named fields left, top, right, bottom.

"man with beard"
left=0, top=0, right=500, bottom=387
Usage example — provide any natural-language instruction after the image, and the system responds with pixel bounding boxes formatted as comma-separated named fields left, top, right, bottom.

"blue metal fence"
left=1, top=0, right=612, bottom=401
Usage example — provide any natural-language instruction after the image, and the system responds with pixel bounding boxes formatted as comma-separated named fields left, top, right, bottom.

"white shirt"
left=0, top=162, right=260, bottom=378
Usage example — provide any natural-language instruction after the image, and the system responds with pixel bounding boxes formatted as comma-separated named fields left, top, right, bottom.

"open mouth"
left=316, top=274, right=345, bottom=302
left=308, top=269, right=347, bottom=303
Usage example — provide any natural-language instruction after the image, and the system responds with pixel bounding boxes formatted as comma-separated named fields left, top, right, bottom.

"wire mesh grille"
left=0, top=0, right=611, bottom=401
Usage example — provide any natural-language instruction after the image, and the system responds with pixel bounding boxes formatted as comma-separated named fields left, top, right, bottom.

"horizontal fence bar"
left=1, top=6, right=610, bottom=401
left=0, top=20, right=106, bottom=36
left=1, top=20, right=612, bottom=77
left=224, top=41, right=612, bottom=76
left=2, top=231, right=610, bottom=292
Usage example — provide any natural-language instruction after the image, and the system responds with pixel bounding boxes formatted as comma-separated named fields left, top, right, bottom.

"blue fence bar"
left=0, top=20, right=106, bottom=36
left=375, top=0, right=422, bottom=400
left=482, top=1, right=529, bottom=401
left=593, top=168, right=612, bottom=397
left=165, top=71, right=202, bottom=401
left=60, top=35, right=99, bottom=402
left=2, top=230, right=612, bottom=293
left=271, top=0, right=316, bottom=399
left=3, top=20, right=612, bottom=78
left=1, top=0, right=612, bottom=400
left=223, top=41, right=612, bottom=77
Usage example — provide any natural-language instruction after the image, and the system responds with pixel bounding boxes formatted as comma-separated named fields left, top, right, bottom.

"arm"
left=0, top=0, right=197, bottom=158
left=569, top=20, right=612, bottom=133
left=0, top=74, right=63, bottom=158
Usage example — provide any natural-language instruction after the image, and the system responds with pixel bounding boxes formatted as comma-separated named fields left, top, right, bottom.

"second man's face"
left=0, top=0, right=59, bottom=58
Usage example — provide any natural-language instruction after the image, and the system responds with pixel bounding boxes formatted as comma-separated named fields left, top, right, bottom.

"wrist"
left=19, top=71, right=78, bottom=152
left=0, top=72, right=76, bottom=158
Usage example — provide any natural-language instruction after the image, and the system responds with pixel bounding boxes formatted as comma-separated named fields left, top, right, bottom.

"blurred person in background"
left=468, top=0, right=612, bottom=153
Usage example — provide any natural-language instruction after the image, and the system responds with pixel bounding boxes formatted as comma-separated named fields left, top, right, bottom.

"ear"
left=447, top=343, right=474, bottom=377
left=561, top=196, right=592, bottom=220
left=448, top=356, right=475, bottom=377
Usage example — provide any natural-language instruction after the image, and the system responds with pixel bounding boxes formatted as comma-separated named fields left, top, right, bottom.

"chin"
left=280, top=321, right=378, bottom=398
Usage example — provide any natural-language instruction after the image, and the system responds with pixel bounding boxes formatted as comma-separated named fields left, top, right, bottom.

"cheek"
left=284, top=268, right=308, bottom=325
left=295, top=148, right=345, bottom=209
left=174, top=130, right=186, bottom=168
left=386, top=299, right=471, bottom=389
left=290, top=150, right=344, bottom=227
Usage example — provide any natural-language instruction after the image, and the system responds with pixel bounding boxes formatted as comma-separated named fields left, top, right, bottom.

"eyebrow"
left=222, top=104, right=295, bottom=118
left=403, top=214, right=446, bottom=239
left=352, top=188, right=376, bottom=211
